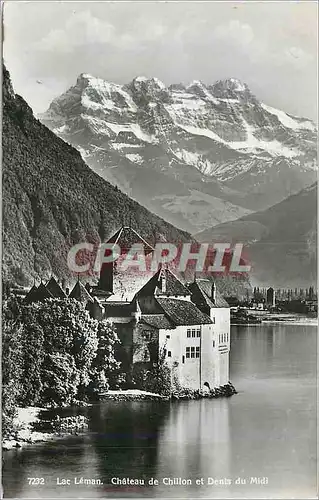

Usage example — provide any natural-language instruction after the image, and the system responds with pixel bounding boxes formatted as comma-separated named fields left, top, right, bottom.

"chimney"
left=211, top=282, right=216, bottom=303
left=161, top=268, right=167, bottom=294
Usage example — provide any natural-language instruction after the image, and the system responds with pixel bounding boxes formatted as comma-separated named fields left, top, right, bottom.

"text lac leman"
left=56, top=477, right=103, bottom=486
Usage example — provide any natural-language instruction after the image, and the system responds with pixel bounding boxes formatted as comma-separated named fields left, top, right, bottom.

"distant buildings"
left=266, top=287, right=275, bottom=307
left=22, top=226, right=231, bottom=392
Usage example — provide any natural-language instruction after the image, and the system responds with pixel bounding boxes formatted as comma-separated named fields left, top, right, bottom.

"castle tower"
left=266, top=287, right=275, bottom=307
left=96, top=225, right=154, bottom=300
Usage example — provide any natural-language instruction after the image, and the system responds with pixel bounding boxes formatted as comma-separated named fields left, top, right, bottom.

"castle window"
left=196, top=329, right=201, bottom=337
left=167, top=351, right=171, bottom=357
left=182, top=355, right=185, bottom=364
left=192, top=329, right=196, bottom=338
left=142, top=330, right=151, bottom=341
left=166, top=334, right=170, bottom=339
left=187, top=329, right=191, bottom=338
left=213, top=340, right=215, bottom=348
left=186, top=346, right=199, bottom=359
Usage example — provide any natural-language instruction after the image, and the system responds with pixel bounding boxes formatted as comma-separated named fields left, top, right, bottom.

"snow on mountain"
left=260, top=103, right=316, bottom=132
left=40, top=73, right=317, bottom=232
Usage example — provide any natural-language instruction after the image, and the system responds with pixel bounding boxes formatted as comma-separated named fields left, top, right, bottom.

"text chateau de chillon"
left=25, top=226, right=231, bottom=391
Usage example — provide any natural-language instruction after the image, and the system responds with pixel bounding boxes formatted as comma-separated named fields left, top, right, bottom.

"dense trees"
left=2, top=316, right=24, bottom=435
left=2, top=294, right=123, bottom=436
left=131, top=347, right=171, bottom=397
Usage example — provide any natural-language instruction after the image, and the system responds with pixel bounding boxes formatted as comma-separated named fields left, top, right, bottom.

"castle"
left=24, top=226, right=231, bottom=391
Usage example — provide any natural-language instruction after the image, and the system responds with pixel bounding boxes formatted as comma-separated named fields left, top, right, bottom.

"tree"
left=89, top=321, right=124, bottom=395
left=145, top=346, right=171, bottom=397
left=32, top=299, right=99, bottom=400
left=2, top=295, right=124, bottom=426
left=132, top=345, right=171, bottom=397
left=20, top=320, right=45, bottom=405
left=41, top=353, right=79, bottom=406
left=2, top=319, right=24, bottom=436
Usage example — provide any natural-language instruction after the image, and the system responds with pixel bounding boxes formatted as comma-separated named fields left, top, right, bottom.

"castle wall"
left=133, top=322, right=159, bottom=365
left=159, top=324, right=219, bottom=390
left=157, top=308, right=230, bottom=390
left=201, top=324, right=219, bottom=390
left=213, top=308, right=230, bottom=386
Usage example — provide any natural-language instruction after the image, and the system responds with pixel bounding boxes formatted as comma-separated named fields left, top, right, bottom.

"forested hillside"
left=2, top=66, right=191, bottom=285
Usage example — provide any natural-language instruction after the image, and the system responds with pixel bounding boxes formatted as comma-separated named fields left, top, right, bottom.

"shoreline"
left=231, top=312, right=317, bottom=326
left=2, top=386, right=237, bottom=451
left=2, top=407, right=59, bottom=451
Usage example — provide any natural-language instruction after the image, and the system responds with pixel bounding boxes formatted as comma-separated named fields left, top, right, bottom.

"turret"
left=161, top=268, right=167, bottom=294
left=211, top=282, right=216, bottom=303
left=131, top=298, right=141, bottom=322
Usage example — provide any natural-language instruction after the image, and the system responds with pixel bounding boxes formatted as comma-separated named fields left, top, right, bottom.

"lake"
left=2, top=322, right=317, bottom=499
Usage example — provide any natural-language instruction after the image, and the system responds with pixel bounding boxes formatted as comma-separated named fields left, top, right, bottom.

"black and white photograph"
left=1, top=1, right=317, bottom=498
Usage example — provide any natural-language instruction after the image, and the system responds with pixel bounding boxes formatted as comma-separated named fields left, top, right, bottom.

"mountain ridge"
left=40, top=72, right=317, bottom=233
left=195, top=183, right=317, bottom=287
left=2, top=65, right=192, bottom=286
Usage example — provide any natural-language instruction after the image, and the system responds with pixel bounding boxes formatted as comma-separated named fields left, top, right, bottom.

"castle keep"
left=25, top=226, right=231, bottom=391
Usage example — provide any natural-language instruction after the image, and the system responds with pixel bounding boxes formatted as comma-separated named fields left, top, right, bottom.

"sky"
left=3, top=1, right=318, bottom=120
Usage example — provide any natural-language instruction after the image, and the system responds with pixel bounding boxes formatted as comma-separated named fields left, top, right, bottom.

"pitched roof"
left=106, top=226, right=154, bottom=255
left=24, top=284, right=39, bottom=303
left=188, top=279, right=230, bottom=309
left=141, top=314, right=174, bottom=330
left=69, top=281, right=94, bottom=303
left=46, top=277, right=66, bottom=299
left=138, top=267, right=190, bottom=298
left=104, top=302, right=135, bottom=318
left=26, top=283, right=54, bottom=303
left=156, top=298, right=212, bottom=326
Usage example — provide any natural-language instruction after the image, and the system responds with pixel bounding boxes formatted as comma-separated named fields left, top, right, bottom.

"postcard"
left=1, top=1, right=317, bottom=499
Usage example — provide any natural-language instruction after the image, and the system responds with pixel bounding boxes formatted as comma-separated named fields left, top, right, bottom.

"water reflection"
left=88, top=401, right=170, bottom=494
left=3, top=323, right=317, bottom=499
left=151, top=399, right=231, bottom=497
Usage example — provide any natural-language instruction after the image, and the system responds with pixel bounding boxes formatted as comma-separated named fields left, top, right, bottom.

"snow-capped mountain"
left=40, top=74, right=317, bottom=233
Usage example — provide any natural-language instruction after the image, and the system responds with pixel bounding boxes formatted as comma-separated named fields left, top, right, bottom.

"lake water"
left=3, top=322, right=317, bottom=499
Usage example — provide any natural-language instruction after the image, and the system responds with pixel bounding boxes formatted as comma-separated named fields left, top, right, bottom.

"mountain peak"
left=224, top=78, right=248, bottom=92
left=40, top=68, right=317, bottom=238
left=209, top=78, right=255, bottom=101
left=78, top=72, right=95, bottom=80
left=3, top=66, right=191, bottom=285
left=3, top=65, right=15, bottom=101
left=188, top=79, right=207, bottom=89
left=131, top=76, right=166, bottom=90
left=169, top=83, right=186, bottom=92
left=75, top=73, right=107, bottom=89
left=76, top=72, right=94, bottom=84
left=186, top=79, right=219, bottom=102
